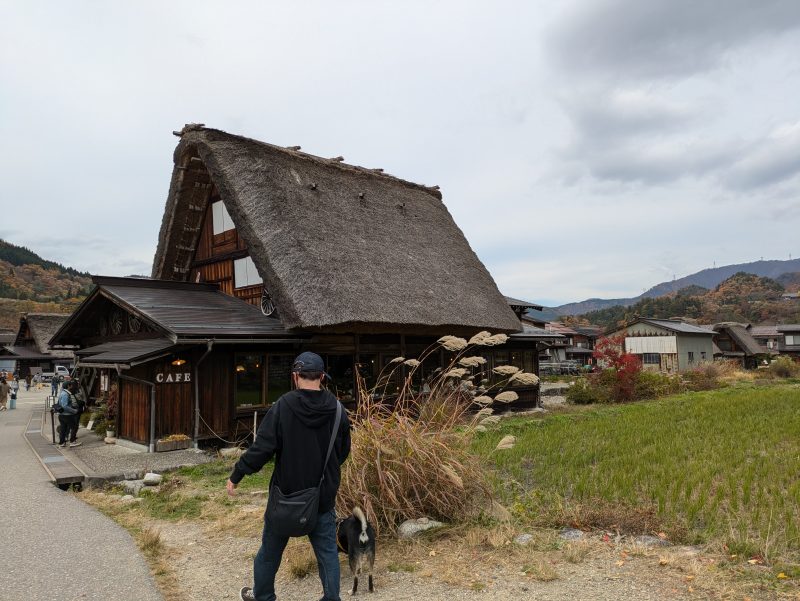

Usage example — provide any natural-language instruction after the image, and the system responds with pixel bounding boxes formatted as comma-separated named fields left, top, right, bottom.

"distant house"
left=750, top=325, right=781, bottom=353
left=0, top=313, right=74, bottom=377
left=606, top=318, right=716, bottom=373
left=711, top=323, right=767, bottom=369
left=750, top=324, right=800, bottom=360
left=776, top=325, right=800, bottom=359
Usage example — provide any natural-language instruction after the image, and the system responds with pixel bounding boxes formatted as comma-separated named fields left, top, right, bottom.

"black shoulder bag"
left=265, top=402, right=342, bottom=537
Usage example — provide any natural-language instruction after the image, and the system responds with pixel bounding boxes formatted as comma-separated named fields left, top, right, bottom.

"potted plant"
left=104, top=385, right=117, bottom=438
left=156, top=433, right=191, bottom=452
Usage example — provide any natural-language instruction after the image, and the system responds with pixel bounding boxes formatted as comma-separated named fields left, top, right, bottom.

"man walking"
left=227, top=352, right=351, bottom=601
left=57, top=380, right=82, bottom=447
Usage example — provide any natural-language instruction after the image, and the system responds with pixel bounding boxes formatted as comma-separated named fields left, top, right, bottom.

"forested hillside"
left=0, top=239, right=91, bottom=330
left=579, top=272, right=800, bottom=329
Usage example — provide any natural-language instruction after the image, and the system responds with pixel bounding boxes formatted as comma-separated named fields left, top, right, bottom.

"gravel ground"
left=38, top=406, right=212, bottom=478
left=0, top=387, right=162, bottom=601
left=154, top=520, right=703, bottom=601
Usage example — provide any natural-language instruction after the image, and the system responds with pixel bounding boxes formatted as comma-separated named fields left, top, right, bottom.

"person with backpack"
left=56, top=380, right=83, bottom=448
left=226, top=352, right=351, bottom=601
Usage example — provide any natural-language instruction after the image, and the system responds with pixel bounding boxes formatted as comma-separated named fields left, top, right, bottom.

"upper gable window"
left=234, top=256, right=263, bottom=288
left=212, top=200, right=235, bottom=235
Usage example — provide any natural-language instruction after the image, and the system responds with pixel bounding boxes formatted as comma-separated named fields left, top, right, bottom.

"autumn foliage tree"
left=593, top=334, right=642, bottom=402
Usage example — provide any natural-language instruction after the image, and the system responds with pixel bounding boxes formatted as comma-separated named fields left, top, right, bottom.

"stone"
left=514, top=533, right=534, bottom=546
left=559, top=528, right=585, bottom=541
left=143, top=472, right=163, bottom=486
left=398, top=517, right=444, bottom=539
left=121, top=480, right=144, bottom=496
left=104, top=436, right=117, bottom=444
left=120, top=494, right=135, bottom=502
left=220, top=447, right=244, bottom=458
left=633, top=535, right=670, bottom=548
left=123, top=469, right=142, bottom=480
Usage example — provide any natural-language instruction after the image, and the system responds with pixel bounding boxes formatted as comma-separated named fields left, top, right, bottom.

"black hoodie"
left=230, top=388, right=351, bottom=514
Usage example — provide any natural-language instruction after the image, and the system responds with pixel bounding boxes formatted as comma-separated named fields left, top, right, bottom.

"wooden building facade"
left=51, top=125, right=548, bottom=451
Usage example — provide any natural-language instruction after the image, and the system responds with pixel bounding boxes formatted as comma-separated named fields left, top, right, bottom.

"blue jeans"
left=253, top=509, right=340, bottom=601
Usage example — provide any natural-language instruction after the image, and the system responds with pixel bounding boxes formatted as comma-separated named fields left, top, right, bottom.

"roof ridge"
left=176, top=125, right=443, bottom=200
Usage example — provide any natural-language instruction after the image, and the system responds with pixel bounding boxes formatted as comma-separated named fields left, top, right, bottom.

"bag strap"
left=319, top=402, right=342, bottom=485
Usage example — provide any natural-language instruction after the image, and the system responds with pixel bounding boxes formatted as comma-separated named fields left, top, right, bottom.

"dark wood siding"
left=119, top=377, right=149, bottom=444
left=197, top=349, right=233, bottom=439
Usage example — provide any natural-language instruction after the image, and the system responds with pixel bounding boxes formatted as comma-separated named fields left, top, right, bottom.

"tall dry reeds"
left=337, top=332, right=539, bottom=531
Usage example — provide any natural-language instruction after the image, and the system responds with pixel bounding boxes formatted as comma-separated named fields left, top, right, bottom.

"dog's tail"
left=353, top=506, right=369, bottom=544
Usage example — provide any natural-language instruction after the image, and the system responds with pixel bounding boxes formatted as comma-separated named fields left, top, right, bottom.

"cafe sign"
left=156, top=372, right=192, bottom=383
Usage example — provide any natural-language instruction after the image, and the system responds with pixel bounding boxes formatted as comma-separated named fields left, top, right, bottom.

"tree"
left=593, top=334, right=641, bottom=402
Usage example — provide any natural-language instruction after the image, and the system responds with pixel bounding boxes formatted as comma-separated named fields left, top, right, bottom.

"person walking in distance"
left=227, top=352, right=351, bottom=601
left=57, top=380, right=82, bottom=447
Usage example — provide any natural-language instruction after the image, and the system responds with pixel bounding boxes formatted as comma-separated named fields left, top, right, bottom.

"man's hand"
left=226, top=479, right=238, bottom=497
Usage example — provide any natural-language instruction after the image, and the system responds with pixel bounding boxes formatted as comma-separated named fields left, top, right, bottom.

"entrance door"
left=119, top=380, right=149, bottom=444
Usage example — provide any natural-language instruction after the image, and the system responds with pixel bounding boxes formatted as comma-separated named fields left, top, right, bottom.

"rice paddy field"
left=473, top=383, right=800, bottom=570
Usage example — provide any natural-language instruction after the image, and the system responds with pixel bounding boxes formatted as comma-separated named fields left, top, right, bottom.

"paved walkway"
left=0, top=386, right=163, bottom=601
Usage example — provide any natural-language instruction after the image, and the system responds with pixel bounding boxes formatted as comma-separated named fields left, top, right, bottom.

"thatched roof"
left=17, top=313, right=73, bottom=359
left=712, top=322, right=764, bottom=356
left=152, top=126, right=521, bottom=335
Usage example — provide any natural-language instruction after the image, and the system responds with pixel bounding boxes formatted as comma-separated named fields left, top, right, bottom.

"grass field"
left=473, top=383, right=800, bottom=571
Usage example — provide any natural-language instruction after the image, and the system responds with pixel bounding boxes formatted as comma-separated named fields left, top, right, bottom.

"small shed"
left=606, top=318, right=716, bottom=373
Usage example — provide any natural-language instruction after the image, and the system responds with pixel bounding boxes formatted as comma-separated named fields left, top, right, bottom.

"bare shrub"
left=769, top=356, right=800, bottom=378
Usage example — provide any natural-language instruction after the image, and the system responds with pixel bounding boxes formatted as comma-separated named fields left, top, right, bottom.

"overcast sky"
left=1, top=1, right=799, bottom=306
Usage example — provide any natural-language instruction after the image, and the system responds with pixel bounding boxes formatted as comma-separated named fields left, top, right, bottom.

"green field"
left=473, top=384, right=800, bottom=566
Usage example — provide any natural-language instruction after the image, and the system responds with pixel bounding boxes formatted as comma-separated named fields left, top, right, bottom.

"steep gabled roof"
left=151, top=126, right=521, bottom=335
left=712, top=322, right=764, bottom=356
left=16, top=313, right=73, bottom=358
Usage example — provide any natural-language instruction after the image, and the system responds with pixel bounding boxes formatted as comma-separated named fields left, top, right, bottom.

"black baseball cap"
left=292, top=352, right=329, bottom=379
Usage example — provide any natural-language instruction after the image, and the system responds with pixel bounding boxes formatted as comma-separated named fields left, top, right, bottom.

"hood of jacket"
left=283, top=388, right=339, bottom=428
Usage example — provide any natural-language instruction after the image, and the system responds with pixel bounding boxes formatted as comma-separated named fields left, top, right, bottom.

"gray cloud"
left=548, top=0, right=800, bottom=80
left=724, top=122, right=800, bottom=189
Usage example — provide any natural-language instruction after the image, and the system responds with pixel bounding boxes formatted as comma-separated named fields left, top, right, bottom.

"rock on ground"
left=398, top=517, right=444, bottom=539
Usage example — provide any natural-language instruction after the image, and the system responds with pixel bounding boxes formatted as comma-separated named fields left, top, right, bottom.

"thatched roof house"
left=16, top=313, right=73, bottom=359
left=152, top=126, right=520, bottom=335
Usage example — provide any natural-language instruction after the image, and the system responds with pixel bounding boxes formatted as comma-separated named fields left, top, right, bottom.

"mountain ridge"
left=549, top=258, right=800, bottom=317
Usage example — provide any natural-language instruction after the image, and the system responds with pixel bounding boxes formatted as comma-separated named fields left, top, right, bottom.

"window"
left=687, top=351, right=695, bottom=364
left=235, top=354, right=264, bottom=408
left=323, top=355, right=355, bottom=402
left=642, top=353, right=660, bottom=365
left=267, top=355, right=294, bottom=404
left=211, top=200, right=235, bottom=235
left=786, top=335, right=799, bottom=346
left=234, top=256, right=263, bottom=289
left=767, top=340, right=775, bottom=349
left=701, top=351, right=707, bottom=360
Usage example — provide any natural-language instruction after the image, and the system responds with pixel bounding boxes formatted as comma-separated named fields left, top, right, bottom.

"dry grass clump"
left=284, top=541, right=317, bottom=579
left=138, top=527, right=164, bottom=559
left=338, top=332, right=538, bottom=531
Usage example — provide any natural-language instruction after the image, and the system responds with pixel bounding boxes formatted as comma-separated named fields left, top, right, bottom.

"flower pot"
left=106, top=430, right=115, bottom=438
left=155, top=438, right=191, bottom=452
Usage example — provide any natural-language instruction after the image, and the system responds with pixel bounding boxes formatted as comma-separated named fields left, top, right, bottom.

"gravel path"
left=0, top=388, right=162, bottom=601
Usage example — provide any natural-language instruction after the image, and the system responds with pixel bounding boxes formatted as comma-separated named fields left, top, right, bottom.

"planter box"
left=155, top=439, right=191, bottom=452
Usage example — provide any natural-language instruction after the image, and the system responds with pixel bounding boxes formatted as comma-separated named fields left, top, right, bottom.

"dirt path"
left=152, top=519, right=739, bottom=601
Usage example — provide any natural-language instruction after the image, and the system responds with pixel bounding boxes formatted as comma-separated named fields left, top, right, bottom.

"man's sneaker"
left=239, top=587, right=255, bottom=601
left=69, top=441, right=82, bottom=447
left=58, top=443, right=68, bottom=448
